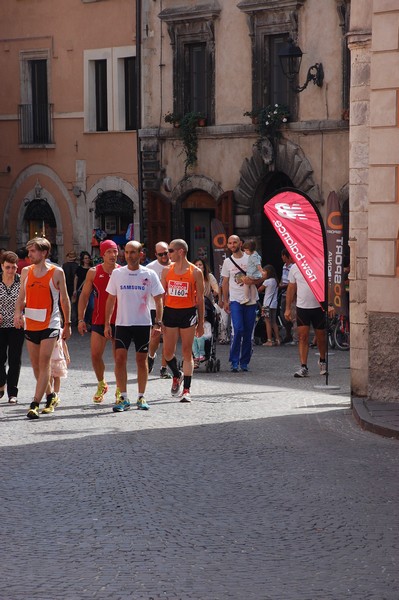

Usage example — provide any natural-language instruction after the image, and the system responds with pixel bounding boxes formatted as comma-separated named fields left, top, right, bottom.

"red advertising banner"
left=326, top=191, right=348, bottom=315
left=264, top=189, right=326, bottom=305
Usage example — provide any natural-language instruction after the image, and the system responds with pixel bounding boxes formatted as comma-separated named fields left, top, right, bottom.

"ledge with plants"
left=164, top=110, right=207, bottom=174
left=244, top=104, right=290, bottom=146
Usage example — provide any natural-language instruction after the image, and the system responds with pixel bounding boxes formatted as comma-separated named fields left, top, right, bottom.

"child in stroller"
left=192, top=296, right=220, bottom=372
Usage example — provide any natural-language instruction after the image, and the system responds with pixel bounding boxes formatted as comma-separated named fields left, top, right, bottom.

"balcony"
left=18, top=103, right=54, bottom=146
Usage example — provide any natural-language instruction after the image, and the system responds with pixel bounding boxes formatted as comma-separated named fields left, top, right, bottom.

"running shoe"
left=8, top=397, right=18, bottom=404
left=180, top=388, right=192, bottom=403
left=93, top=381, right=108, bottom=403
left=160, top=367, right=172, bottom=379
left=294, top=366, right=309, bottom=378
left=148, top=353, right=156, bottom=374
left=27, top=402, right=40, bottom=419
left=42, top=393, right=59, bottom=414
left=137, top=397, right=150, bottom=410
left=171, top=371, right=184, bottom=396
left=318, top=360, right=327, bottom=376
left=112, top=397, right=131, bottom=412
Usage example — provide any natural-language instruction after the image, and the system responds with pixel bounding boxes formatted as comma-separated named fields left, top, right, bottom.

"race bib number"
left=168, top=280, right=189, bottom=297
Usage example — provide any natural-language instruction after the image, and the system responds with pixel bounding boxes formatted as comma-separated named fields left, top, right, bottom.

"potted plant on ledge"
left=244, top=104, right=290, bottom=145
left=164, top=111, right=181, bottom=127
left=164, top=110, right=207, bottom=174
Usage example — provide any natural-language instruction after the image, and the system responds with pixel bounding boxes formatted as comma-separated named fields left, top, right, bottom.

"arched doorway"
left=94, top=190, right=134, bottom=248
left=24, top=199, right=57, bottom=260
left=254, top=171, right=293, bottom=273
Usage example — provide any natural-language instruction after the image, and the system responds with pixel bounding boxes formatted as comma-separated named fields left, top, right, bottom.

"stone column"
left=347, top=21, right=371, bottom=396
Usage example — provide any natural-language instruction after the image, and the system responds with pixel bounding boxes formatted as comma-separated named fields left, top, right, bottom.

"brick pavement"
left=0, top=333, right=398, bottom=600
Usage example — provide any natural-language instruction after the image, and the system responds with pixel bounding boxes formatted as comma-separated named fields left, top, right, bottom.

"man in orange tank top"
left=13, top=237, right=71, bottom=419
left=77, top=240, right=120, bottom=403
left=161, top=239, right=204, bottom=403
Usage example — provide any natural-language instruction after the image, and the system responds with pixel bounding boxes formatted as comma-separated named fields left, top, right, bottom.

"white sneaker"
left=180, top=388, right=192, bottom=403
left=318, top=360, right=327, bottom=375
left=294, top=366, right=309, bottom=378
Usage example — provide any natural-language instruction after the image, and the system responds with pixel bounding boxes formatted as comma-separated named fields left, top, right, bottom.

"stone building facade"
left=0, top=0, right=139, bottom=262
left=139, top=0, right=350, bottom=274
left=349, top=0, right=399, bottom=400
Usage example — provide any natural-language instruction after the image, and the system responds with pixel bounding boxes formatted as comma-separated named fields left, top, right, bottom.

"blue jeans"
left=229, top=301, right=257, bottom=368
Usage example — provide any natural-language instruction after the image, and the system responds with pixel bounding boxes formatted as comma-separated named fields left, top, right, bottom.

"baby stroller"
left=196, top=296, right=221, bottom=373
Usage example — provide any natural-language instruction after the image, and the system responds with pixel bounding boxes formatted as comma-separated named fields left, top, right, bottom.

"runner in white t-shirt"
left=104, top=241, right=164, bottom=412
left=285, top=262, right=330, bottom=378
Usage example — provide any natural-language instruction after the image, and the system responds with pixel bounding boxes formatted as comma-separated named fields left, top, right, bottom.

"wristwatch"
left=154, top=320, right=162, bottom=326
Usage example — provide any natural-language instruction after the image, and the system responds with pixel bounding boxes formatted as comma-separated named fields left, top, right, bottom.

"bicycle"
left=333, top=314, right=350, bottom=350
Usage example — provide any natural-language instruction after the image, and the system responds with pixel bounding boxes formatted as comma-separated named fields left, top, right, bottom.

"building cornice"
left=159, top=2, right=221, bottom=23
left=237, top=0, right=305, bottom=14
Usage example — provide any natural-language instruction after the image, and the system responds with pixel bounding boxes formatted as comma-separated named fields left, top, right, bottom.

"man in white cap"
left=78, top=240, right=120, bottom=403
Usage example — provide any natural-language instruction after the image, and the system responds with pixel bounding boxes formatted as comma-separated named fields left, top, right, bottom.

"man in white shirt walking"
left=284, top=263, right=330, bottom=377
left=104, top=241, right=164, bottom=412
left=221, top=235, right=264, bottom=372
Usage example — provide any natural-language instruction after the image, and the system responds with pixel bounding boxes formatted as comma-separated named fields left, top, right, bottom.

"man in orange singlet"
left=161, top=239, right=204, bottom=403
left=13, top=237, right=71, bottom=419
left=78, top=240, right=120, bottom=403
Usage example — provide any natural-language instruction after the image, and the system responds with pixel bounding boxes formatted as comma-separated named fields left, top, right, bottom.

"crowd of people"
left=0, top=233, right=333, bottom=418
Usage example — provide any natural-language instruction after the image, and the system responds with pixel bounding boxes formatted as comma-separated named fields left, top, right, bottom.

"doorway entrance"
left=255, top=172, right=293, bottom=273
left=182, top=191, right=216, bottom=266
left=24, top=199, right=57, bottom=260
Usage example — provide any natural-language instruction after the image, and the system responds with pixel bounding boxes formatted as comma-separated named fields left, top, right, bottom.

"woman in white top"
left=194, top=259, right=219, bottom=301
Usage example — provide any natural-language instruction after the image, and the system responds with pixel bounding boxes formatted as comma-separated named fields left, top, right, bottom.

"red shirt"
left=91, top=264, right=119, bottom=325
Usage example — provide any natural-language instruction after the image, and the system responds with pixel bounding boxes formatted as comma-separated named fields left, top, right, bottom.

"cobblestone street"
left=1, top=333, right=398, bottom=600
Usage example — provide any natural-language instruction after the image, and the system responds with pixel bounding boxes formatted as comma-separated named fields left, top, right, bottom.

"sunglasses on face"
left=157, top=252, right=168, bottom=257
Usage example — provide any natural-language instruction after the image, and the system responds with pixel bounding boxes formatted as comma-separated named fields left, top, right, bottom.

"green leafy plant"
left=245, top=104, right=290, bottom=142
left=178, top=111, right=204, bottom=174
left=164, top=111, right=181, bottom=126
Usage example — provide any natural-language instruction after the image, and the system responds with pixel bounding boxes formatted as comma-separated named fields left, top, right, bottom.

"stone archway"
left=234, top=137, right=322, bottom=219
left=170, top=175, right=224, bottom=239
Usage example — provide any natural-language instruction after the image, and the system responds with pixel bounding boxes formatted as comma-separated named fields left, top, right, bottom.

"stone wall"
left=368, top=313, right=399, bottom=402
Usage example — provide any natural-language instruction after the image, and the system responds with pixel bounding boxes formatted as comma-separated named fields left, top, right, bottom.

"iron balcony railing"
left=18, top=103, right=54, bottom=145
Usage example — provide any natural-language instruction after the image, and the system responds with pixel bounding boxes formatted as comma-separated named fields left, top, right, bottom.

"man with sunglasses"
left=146, top=241, right=172, bottom=379
left=161, top=239, right=204, bottom=403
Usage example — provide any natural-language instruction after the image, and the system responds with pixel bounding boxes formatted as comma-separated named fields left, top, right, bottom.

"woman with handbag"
left=261, top=265, right=281, bottom=346
left=0, top=251, right=25, bottom=403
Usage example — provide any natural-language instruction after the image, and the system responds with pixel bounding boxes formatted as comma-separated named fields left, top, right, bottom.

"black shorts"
left=91, top=323, right=116, bottom=337
left=25, top=328, right=60, bottom=345
left=114, top=325, right=151, bottom=352
left=296, top=306, right=325, bottom=330
left=163, top=306, right=197, bottom=329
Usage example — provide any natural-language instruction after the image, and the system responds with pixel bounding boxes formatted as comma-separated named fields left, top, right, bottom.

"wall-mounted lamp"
left=278, top=39, right=324, bottom=93
left=72, top=186, right=86, bottom=200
